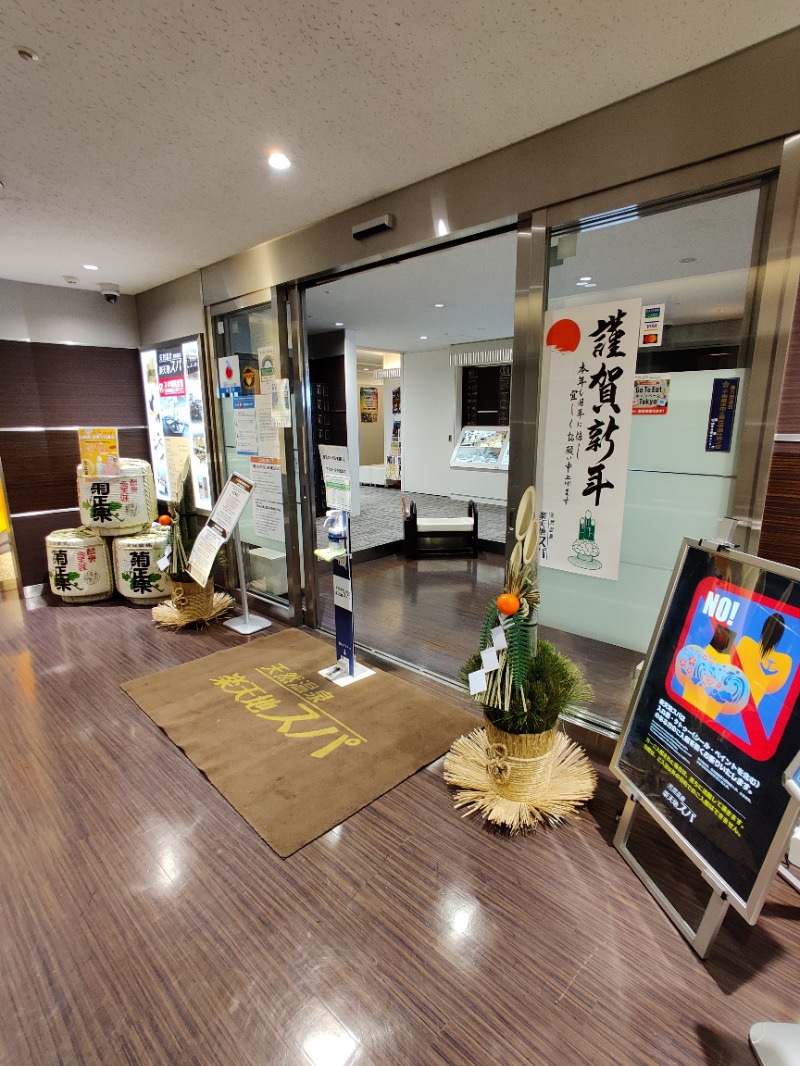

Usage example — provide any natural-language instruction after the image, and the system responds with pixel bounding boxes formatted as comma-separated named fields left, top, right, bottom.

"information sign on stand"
left=186, top=472, right=271, bottom=636
left=315, top=445, right=373, bottom=686
left=611, top=539, right=800, bottom=957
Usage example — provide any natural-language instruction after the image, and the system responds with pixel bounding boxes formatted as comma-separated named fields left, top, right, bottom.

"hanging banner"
left=360, top=386, right=379, bottom=423
left=612, top=541, right=800, bottom=916
left=539, top=299, right=641, bottom=581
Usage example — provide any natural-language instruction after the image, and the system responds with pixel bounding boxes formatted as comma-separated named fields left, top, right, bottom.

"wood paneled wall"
left=0, top=340, right=148, bottom=586
left=759, top=284, right=800, bottom=568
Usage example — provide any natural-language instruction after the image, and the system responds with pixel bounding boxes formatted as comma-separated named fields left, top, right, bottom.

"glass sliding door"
left=537, top=182, right=769, bottom=732
left=210, top=297, right=305, bottom=622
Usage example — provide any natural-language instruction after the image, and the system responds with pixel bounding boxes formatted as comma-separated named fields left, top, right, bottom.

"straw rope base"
left=443, top=726, right=597, bottom=833
left=151, top=580, right=234, bottom=629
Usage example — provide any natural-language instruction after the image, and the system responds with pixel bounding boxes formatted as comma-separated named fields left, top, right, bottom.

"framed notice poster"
left=611, top=540, right=800, bottom=922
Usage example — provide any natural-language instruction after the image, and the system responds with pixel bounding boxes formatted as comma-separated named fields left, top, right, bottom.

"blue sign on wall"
left=705, top=377, right=739, bottom=453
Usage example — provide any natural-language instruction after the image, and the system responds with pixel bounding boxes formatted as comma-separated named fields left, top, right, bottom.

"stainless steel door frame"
left=204, top=290, right=306, bottom=626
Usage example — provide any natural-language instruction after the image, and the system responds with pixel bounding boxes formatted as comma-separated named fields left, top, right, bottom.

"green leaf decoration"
left=66, top=572, right=80, bottom=580
left=121, top=572, right=130, bottom=581
left=108, top=501, right=122, bottom=511
left=479, top=601, right=498, bottom=650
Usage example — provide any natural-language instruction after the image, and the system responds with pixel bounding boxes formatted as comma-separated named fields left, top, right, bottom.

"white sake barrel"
left=46, top=528, right=114, bottom=604
left=77, top=458, right=157, bottom=536
left=113, top=530, right=172, bottom=603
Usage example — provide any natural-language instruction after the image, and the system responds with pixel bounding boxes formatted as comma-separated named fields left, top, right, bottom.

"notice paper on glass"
left=250, top=456, right=284, bottom=540
left=318, top=444, right=351, bottom=510
left=233, top=395, right=258, bottom=455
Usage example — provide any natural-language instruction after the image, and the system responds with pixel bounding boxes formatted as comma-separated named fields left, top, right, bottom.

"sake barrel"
left=77, top=459, right=157, bottom=536
left=113, top=530, right=172, bottom=603
left=46, top=528, right=114, bottom=604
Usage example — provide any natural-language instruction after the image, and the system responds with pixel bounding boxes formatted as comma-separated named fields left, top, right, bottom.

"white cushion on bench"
left=417, top=516, right=475, bottom=533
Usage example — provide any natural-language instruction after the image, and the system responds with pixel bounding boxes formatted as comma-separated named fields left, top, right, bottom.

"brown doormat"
left=122, top=629, right=477, bottom=856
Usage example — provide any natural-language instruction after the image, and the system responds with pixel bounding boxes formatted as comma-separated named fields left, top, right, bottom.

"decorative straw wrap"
left=443, top=715, right=597, bottom=833
left=151, top=578, right=234, bottom=629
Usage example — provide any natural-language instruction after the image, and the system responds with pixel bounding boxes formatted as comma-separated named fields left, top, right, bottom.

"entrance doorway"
left=303, top=231, right=517, bottom=681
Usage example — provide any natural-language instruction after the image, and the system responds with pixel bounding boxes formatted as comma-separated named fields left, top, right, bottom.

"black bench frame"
left=403, top=499, right=479, bottom=560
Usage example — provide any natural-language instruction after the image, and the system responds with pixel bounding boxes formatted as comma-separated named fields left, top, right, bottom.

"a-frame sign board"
left=611, top=539, right=800, bottom=958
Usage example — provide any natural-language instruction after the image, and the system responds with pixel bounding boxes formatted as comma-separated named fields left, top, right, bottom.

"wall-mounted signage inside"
left=461, top=364, right=512, bottom=427
left=449, top=426, right=509, bottom=470
left=360, top=386, right=378, bottom=423
left=140, top=339, right=211, bottom=508
left=612, top=540, right=800, bottom=916
left=706, top=377, right=740, bottom=452
left=633, top=376, right=670, bottom=415
left=638, top=303, right=666, bottom=347
left=539, top=299, right=641, bottom=582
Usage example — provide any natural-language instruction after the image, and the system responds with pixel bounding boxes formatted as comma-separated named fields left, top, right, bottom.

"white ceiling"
left=1, top=2, right=798, bottom=297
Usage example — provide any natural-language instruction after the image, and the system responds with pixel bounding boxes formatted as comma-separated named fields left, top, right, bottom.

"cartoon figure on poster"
left=668, top=576, right=800, bottom=760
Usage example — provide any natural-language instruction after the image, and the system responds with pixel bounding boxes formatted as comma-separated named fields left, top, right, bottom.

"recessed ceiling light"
left=16, top=46, right=40, bottom=62
left=576, top=282, right=588, bottom=287
left=584, top=283, right=596, bottom=288
left=434, top=303, right=444, bottom=308
left=579, top=276, right=592, bottom=282
left=335, top=321, right=344, bottom=327
left=83, top=264, right=99, bottom=271
left=420, top=335, right=428, bottom=340
left=268, top=151, right=291, bottom=170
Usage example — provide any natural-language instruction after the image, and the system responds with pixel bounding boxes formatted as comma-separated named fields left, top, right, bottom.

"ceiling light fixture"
left=434, top=303, right=444, bottom=308
left=268, top=151, right=291, bottom=170
left=584, top=283, right=597, bottom=288
left=83, top=264, right=99, bottom=271
left=16, top=46, right=40, bottom=62
left=335, top=321, right=344, bottom=327
left=579, top=276, right=592, bottom=282
left=420, top=335, right=428, bottom=340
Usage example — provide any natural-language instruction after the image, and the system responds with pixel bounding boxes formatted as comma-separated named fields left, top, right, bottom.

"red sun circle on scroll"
left=546, top=318, right=581, bottom=353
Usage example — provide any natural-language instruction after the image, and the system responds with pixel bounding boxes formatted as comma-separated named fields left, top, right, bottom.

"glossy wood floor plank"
left=0, top=588, right=798, bottom=1065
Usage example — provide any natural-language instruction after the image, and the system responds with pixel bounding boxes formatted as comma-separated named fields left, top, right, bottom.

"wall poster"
left=359, top=386, right=378, bottom=423
left=612, top=540, right=800, bottom=918
left=538, top=299, right=641, bottom=581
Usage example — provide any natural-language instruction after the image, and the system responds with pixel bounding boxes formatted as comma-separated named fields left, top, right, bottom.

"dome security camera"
left=99, top=282, right=120, bottom=304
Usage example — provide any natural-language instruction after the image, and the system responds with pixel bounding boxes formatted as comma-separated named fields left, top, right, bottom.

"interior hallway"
left=1, top=587, right=799, bottom=1065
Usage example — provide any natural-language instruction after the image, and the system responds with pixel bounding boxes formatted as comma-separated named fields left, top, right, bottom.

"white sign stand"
left=224, top=527, right=271, bottom=635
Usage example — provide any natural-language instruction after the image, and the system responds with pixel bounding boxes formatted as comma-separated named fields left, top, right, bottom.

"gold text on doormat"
left=210, top=664, right=367, bottom=759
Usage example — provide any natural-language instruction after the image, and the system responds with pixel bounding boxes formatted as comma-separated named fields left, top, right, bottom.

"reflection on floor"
left=2, top=586, right=798, bottom=1064
left=319, top=552, right=643, bottom=729
left=316, top=485, right=505, bottom=553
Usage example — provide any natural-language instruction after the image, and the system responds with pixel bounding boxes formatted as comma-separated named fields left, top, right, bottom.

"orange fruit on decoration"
left=157, top=514, right=172, bottom=526
left=497, top=592, right=520, bottom=616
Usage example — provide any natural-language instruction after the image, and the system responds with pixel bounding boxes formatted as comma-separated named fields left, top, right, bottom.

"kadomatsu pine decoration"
left=443, top=486, right=597, bottom=832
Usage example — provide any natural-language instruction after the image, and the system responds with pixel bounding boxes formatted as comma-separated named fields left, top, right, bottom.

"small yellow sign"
left=78, top=427, right=120, bottom=476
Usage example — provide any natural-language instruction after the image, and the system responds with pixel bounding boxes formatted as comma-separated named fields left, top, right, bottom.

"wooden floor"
left=318, top=552, right=643, bottom=730
left=1, top=586, right=799, bottom=1065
